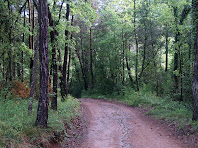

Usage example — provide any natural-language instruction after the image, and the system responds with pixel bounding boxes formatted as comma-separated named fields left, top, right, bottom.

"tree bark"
left=48, top=5, right=58, bottom=110
left=90, top=27, right=94, bottom=89
left=179, top=48, right=183, bottom=101
left=21, top=7, right=26, bottom=82
left=62, top=0, right=70, bottom=99
left=75, top=45, right=88, bottom=90
left=29, top=0, right=34, bottom=82
left=122, top=30, right=125, bottom=86
left=192, top=0, right=198, bottom=121
left=134, top=0, right=139, bottom=92
left=126, top=43, right=133, bottom=86
left=165, top=24, right=169, bottom=72
left=8, top=0, right=12, bottom=81
left=28, top=30, right=39, bottom=114
left=66, top=15, right=74, bottom=96
left=2, top=40, right=5, bottom=80
left=35, top=0, right=49, bottom=128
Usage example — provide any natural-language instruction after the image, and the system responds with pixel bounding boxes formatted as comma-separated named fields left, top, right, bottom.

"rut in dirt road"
left=79, top=98, right=189, bottom=148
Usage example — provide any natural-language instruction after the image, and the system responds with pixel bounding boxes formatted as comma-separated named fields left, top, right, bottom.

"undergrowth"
left=82, top=87, right=198, bottom=133
left=0, top=95, right=80, bottom=147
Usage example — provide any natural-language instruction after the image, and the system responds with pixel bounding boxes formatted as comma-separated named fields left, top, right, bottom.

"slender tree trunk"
left=179, top=48, right=183, bottom=101
left=75, top=45, right=88, bottom=90
left=13, top=42, right=16, bottom=80
left=62, top=0, right=70, bottom=99
left=2, top=41, right=5, bottom=80
left=21, top=8, right=26, bottom=82
left=134, top=0, right=139, bottom=92
left=165, top=24, right=169, bottom=72
left=66, top=43, right=71, bottom=96
left=173, top=7, right=179, bottom=91
left=8, top=1, right=12, bottom=81
left=122, top=30, right=125, bottom=86
left=48, top=6, right=58, bottom=110
left=32, top=5, right=35, bottom=51
left=126, top=43, right=133, bottom=86
left=90, top=27, right=94, bottom=89
left=29, top=0, right=34, bottom=82
left=28, top=30, right=39, bottom=114
left=35, top=0, right=49, bottom=128
left=66, top=15, right=74, bottom=96
left=192, top=0, right=198, bottom=121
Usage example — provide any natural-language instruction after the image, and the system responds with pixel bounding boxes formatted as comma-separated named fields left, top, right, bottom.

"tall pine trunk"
left=35, top=0, right=49, bottom=128
left=90, top=27, right=94, bottom=89
left=192, top=0, right=198, bottom=121
left=49, top=6, right=58, bottom=110
left=66, top=15, right=74, bottom=96
left=62, top=0, right=70, bottom=99
left=134, top=0, right=139, bottom=92
left=28, top=30, right=39, bottom=114
left=165, top=24, right=169, bottom=72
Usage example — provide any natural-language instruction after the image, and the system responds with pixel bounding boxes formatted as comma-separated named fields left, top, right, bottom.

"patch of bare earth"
left=78, top=98, right=197, bottom=148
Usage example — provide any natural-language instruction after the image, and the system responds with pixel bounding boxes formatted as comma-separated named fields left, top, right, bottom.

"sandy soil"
left=78, top=98, right=192, bottom=148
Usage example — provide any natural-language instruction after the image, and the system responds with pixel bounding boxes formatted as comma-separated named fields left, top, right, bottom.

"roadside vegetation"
left=0, top=96, right=80, bottom=147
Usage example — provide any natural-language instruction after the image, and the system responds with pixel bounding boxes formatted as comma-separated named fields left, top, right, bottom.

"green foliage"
left=0, top=96, right=80, bottom=147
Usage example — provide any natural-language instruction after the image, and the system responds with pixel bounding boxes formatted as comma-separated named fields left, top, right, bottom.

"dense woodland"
left=1, top=0, right=198, bottom=136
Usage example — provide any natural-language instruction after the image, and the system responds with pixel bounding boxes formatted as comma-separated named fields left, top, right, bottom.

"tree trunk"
left=134, top=0, right=139, bottom=92
left=192, top=0, right=198, bottom=121
left=28, top=30, right=39, bottom=114
left=126, top=43, right=133, bottom=86
left=2, top=41, right=5, bottom=80
left=21, top=8, right=26, bottom=82
left=32, top=5, right=35, bottom=51
left=66, top=43, right=71, bottom=96
left=75, top=45, right=88, bottom=90
left=165, top=24, right=169, bottom=72
left=35, top=0, right=49, bottom=128
left=48, top=6, right=58, bottom=110
left=179, top=48, right=183, bottom=101
left=90, top=27, right=94, bottom=89
left=29, top=0, right=34, bottom=82
left=122, top=30, right=125, bottom=86
left=62, top=0, right=70, bottom=99
left=66, top=15, right=74, bottom=96
left=8, top=1, right=12, bottom=81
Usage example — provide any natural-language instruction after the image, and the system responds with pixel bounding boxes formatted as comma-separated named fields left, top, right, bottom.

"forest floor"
left=61, top=98, right=198, bottom=148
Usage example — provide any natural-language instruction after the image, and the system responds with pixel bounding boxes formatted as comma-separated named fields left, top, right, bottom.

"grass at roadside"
left=82, top=88, right=198, bottom=133
left=0, top=96, right=80, bottom=147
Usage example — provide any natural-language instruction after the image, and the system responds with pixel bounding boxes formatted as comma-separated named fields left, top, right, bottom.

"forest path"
left=78, top=98, right=190, bottom=148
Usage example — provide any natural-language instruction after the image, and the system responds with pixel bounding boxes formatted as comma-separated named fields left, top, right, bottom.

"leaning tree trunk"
left=192, top=0, right=198, bottom=121
left=35, top=0, right=49, bottom=128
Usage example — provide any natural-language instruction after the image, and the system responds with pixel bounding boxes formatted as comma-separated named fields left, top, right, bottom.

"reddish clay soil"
left=77, top=98, right=196, bottom=148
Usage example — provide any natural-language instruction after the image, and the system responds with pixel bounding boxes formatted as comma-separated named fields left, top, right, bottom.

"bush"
left=0, top=81, right=30, bottom=99
left=11, top=80, right=30, bottom=99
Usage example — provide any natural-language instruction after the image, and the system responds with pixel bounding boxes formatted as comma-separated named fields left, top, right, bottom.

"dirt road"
left=79, top=98, right=190, bottom=148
